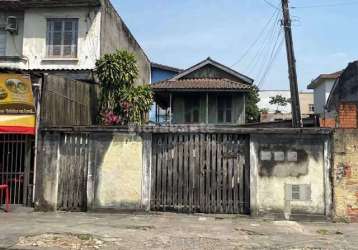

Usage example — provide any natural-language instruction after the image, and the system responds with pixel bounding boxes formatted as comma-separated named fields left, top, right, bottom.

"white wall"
left=0, top=7, right=101, bottom=70
left=258, top=90, right=292, bottom=113
left=313, top=79, right=335, bottom=115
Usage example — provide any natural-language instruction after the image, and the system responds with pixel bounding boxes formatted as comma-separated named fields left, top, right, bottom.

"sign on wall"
left=0, top=74, right=35, bottom=114
left=0, top=74, right=35, bottom=135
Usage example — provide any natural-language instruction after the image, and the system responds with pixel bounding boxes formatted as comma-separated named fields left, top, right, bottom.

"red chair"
left=0, top=184, right=10, bottom=212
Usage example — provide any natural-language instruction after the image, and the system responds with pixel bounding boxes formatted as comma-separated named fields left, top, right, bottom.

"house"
left=307, top=70, right=341, bottom=117
left=150, top=62, right=182, bottom=122
left=152, top=57, right=253, bottom=125
left=0, top=0, right=150, bottom=84
left=325, top=61, right=358, bottom=128
left=258, top=90, right=314, bottom=123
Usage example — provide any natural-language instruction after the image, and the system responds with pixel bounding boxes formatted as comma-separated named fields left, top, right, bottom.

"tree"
left=269, top=95, right=290, bottom=113
left=246, top=85, right=260, bottom=123
left=95, top=50, right=153, bottom=125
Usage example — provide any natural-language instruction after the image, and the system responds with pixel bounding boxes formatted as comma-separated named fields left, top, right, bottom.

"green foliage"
left=96, top=50, right=139, bottom=113
left=95, top=50, right=153, bottom=125
left=121, top=85, right=153, bottom=125
left=246, top=85, right=260, bottom=123
left=269, top=94, right=290, bottom=113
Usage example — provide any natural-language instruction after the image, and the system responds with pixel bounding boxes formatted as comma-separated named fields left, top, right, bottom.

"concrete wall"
left=313, top=79, right=335, bottom=116
left=35, top=131, right=151, bottom=212
left=93, top=133, right=144, bottom=210
left=99, top=0, right=150, bottom=86
left=250, top=134, right=331, bottom=219
left=333, top=130, right=358, bottom=222
left=258, top=91, right=314, bottom=115
left=22, top=7, right=101, bottom=70
left=0, top=11, right=24, bottom=57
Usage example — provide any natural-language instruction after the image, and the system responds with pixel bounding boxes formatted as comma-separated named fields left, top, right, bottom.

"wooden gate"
left=57, top=133, right=89, bottom=211
left=150, top=133, right=250, bottom=214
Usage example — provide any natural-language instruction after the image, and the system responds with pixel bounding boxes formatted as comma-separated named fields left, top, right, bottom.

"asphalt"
left=0, top=208, right=358, bottom=249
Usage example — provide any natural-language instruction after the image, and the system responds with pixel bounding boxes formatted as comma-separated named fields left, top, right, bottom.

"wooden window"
left=0, top=30, right=6, bottom=56
left=217, top=96, right=232, bottom=123
left=309, top=104, right=315, bottom=112
left=47, top=19, right=78, bottom=58
left=184, top=97, right=200, bottom=123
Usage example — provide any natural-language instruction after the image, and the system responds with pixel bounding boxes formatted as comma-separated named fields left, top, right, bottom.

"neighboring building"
left=307, top=70, right=341, bottom=117
left=150, top=62, right=182, bottom=122
left=0, top=0, right=150, bottom=84
left=152, top=57, right=253, bottom=125
left=151, top=62, right=182, bottom=83
left=258, top=90, right=314, bottom=123
left=325, top=61, right=358, bottom=128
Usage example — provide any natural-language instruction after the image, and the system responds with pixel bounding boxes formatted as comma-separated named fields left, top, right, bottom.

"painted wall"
left=21, top=7, right=101, bottom=70
left=250, top=134, right=330, bottom=218
left=94, top=133, right=144, bottom=209
left=151, top=67, right=178, bottom=83
left=258, top=90, right=314, bottom=115
left=313, top=79, right=335, bottom=115
left=333, top=129, right=358, bottom=222
left=150, top=67, right=179, bottom=122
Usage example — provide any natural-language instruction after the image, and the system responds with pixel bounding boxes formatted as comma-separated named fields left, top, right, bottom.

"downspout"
left=32, top=73, right=45, bottom=203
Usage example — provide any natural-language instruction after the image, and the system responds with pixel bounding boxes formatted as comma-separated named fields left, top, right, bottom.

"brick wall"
left=339, top=104, right=357, bottom=128
left=320, top=103, right=357, bottom=128
left=333, top=130, right=358, bottom=222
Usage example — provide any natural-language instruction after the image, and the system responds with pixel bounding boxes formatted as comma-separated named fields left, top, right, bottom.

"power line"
left=247, top=11, right=281, bottom=76
left=245, top=11, right=281, bottom=73
left=292, top=0, right=358, bottom=9
left=257, top=35, right=284, bottom=88
left=231, top=9, right=278, bottom=67
left=263, top=0, right=280, bottom=10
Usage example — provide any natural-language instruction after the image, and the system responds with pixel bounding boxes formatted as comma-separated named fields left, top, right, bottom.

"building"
left=0, top=0, right=150, bottom=84
left=150, top=62, right=182, bottom=122
left=258, top=90, right=314, bottom=123
left=307, top=70, right=341, bottom=117
left=152, top=57, right=253, bottom=125
left=325, top=61, right=358, bottom=128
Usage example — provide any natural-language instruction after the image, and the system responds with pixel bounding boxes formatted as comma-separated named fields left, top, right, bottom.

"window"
left=47, top=19, right=78, bottom=58
left=184, top=97, right=200, bottom=123
left=309, top=104, right=315, bottom=112
left=285, top=184, right=311, bottom=201
left=0, top=30, right=6, bottom=56
left=217, top=96, right=232, bottom=123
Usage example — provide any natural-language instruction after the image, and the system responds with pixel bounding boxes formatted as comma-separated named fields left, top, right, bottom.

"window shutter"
left=0, top=30, right=6, bottom=56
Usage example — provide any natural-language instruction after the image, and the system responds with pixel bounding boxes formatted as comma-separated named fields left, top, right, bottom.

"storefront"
left=0, top=73, right=35, bottom=206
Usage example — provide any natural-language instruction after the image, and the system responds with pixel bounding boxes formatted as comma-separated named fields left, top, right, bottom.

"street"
left=0, top=210, right=357, bottom=249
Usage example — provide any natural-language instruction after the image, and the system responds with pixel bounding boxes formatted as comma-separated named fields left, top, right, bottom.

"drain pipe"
left=32, top=73, right=45, bottom=204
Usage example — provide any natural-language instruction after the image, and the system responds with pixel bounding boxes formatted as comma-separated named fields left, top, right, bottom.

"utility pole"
left=281, top=0, right=303, bottom=128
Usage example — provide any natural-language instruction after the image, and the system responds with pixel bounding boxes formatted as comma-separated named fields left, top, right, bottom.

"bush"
left=95, top=50, right=153, bottom=125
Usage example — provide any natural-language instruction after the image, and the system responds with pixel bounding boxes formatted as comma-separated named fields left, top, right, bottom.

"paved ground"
left=0, top=209, right=358, bottom=249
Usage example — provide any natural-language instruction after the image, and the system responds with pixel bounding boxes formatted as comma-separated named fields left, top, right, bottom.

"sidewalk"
left=0, top=209, right=358, bottom=249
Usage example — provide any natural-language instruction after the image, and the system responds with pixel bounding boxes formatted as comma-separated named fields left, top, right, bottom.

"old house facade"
left=152, top=58, right=253, bottom=125
left=0, top=0, right=150, bottom=84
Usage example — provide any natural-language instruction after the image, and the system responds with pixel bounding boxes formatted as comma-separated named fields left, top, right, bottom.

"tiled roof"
left=152, top=78, right=251, bottom=91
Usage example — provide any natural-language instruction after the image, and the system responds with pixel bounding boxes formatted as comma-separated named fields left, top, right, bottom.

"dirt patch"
left=17, top=233, right=105, bottom=249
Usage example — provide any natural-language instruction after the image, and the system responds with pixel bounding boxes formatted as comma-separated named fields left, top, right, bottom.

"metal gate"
left=150, top=133, right=250, bottom=214
left=0, top=134, right=34, bottom=206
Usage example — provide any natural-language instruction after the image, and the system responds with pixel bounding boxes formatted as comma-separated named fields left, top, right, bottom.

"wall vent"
left=285, top=184, right=311, bottom=201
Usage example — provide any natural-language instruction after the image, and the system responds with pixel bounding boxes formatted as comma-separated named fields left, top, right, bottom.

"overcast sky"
left=113, top=0, right=358, bottom=90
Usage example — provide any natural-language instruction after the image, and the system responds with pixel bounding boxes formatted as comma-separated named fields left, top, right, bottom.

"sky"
left=112, top=0, right=358, bottom=90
